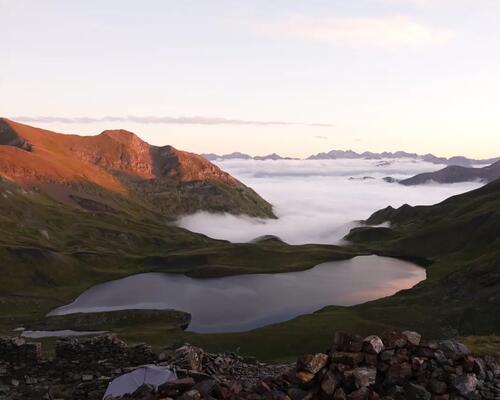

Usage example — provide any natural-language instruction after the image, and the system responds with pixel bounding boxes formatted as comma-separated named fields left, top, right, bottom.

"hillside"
left=399, top=160, right=500, bottom=185
left=190, top=179, right=500, bottom=360
left=0, top=174, right=359, bottom=338
left=0, top=118, right=275, bottom=219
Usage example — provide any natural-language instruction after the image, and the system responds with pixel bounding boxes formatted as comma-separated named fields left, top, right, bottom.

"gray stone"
left=353, top=367, right=376, bottom=388
left=333, top=387, right=347, bottom=400
left=347, top=387, right=369, bottom=400
left=451, top=373, right=478, bottom=397
left=404, top=382, right=431, bottom=400
left=321, top=370, right=341, bottom=395
left=439, top=339, right=470, bottom=360
left=428, top=379, right=447, bottom=395
left=402, top=331, right=422, bottom=346
left=182, top=389, right=202, bottom=400
left=363, top=335, right=385, bottom=354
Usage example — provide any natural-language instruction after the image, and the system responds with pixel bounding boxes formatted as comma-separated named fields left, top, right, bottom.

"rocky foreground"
left=1, top=331, right=500, bottom=400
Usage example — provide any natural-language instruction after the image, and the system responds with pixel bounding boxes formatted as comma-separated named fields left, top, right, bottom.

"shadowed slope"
left=399, top=160, right=500, bottom=185
left=189, top=180, right=500, bottom=360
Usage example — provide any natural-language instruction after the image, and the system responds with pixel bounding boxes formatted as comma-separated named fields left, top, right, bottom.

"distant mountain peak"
left=99, top=129, right=140, bottom=141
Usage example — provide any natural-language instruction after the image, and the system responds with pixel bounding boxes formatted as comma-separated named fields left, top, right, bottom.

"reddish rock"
left=296, top=353, right=329, bottom=375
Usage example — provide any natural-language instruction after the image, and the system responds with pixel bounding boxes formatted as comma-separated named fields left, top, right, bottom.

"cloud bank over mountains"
left=177, top=159, right=482, bottom=245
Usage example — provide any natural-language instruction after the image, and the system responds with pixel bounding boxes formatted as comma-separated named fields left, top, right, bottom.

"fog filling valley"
left=177, top=159, right=482, bottom=244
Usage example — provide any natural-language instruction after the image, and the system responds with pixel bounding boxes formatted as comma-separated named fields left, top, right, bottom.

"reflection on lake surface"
left=50, top=256, right=425, bottom=333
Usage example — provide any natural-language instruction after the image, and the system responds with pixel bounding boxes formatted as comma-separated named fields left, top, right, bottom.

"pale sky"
left=1, top=0, right=500, bottom=158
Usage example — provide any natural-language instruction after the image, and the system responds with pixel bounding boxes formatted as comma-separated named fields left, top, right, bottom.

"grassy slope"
left=0, top=178, right=360, bottom=337
left=187, top=180, right=500, bottom=361
left=4, top=174, right=499, bottom=362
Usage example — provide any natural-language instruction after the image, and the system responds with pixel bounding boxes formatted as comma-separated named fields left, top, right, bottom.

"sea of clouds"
left=177, top=159, right=482, bottom=245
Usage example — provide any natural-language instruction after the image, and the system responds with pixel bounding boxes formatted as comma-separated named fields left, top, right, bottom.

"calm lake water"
left=50, top=255, right=425, bottom=333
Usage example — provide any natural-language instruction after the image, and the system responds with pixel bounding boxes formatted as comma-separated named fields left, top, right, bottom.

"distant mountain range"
left=202, top=150, right=500, bottom=167
left=399, top=160, right=500, bottom=185
left=202, top=152, right=297, bottom=161
left=308, top=150, right=500, bottom=166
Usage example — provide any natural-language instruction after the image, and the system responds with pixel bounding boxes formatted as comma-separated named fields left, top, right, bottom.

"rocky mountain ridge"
left=202, top=152, right=297, bottom=161
left=202, top=149, right=499, bottom=167
left=308, top=151, right=500, bottom=166
left=0, top=118, right=274, bottom=219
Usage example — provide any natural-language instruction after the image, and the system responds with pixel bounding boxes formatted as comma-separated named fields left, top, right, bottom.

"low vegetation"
left=190, top=179, right=500, bottom=360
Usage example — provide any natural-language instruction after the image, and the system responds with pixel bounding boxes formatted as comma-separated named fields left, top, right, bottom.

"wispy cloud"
left=248, top=15, right=454, bottom=48
left=11, top=115, right=333, bottom=128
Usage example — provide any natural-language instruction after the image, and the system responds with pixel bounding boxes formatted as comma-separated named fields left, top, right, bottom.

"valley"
left=0, top=119, right=499, bottom=365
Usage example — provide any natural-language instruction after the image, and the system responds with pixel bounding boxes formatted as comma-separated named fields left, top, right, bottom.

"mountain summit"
left=0, top=118, right=275, bottom=218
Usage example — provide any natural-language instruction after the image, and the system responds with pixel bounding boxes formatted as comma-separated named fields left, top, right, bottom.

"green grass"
left=461, top=336, right=500, bottom=358
left=2, top=178, right=500, bottom=362
left=0, top=178, right=363, bottom=343
left=186, top=180, right=500, bottom=361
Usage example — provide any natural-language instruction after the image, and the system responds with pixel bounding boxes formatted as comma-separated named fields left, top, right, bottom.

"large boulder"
left=439, top=339, right=470, bottom=361
left=451, top=374, right=478, bottom=397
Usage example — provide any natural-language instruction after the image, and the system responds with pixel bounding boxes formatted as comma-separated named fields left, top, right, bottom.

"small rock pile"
left=56, top=335, right=157, bottom=367
left=160, top=344, right=291, bottom=389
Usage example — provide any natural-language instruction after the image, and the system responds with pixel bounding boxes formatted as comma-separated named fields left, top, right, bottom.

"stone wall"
left=0, top=337, right=41, bottom=365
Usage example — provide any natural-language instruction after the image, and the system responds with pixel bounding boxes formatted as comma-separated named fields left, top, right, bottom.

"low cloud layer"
left=11, top=115, right=333, bottom=127
left=177, top=159, right=481, bottom=244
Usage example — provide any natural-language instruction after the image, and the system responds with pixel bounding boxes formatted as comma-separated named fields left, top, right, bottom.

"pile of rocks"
left=160, top=344, right=291, bottom=389
left=1, top=331, right=500, bottom=400
left=285, top=331, right=500, bottom=400
left=103, top=331, right=500, bottom=400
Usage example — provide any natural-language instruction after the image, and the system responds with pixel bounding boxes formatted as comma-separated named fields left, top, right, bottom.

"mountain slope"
left=399, top=160, right=500, bottom=185
left=192, top=179, right=500, bottom=360
left=0, top=175, right=358, bottom=336
left=0, top=118, right=274, bottom=218
left=341, top=179, right=500, bottom=333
